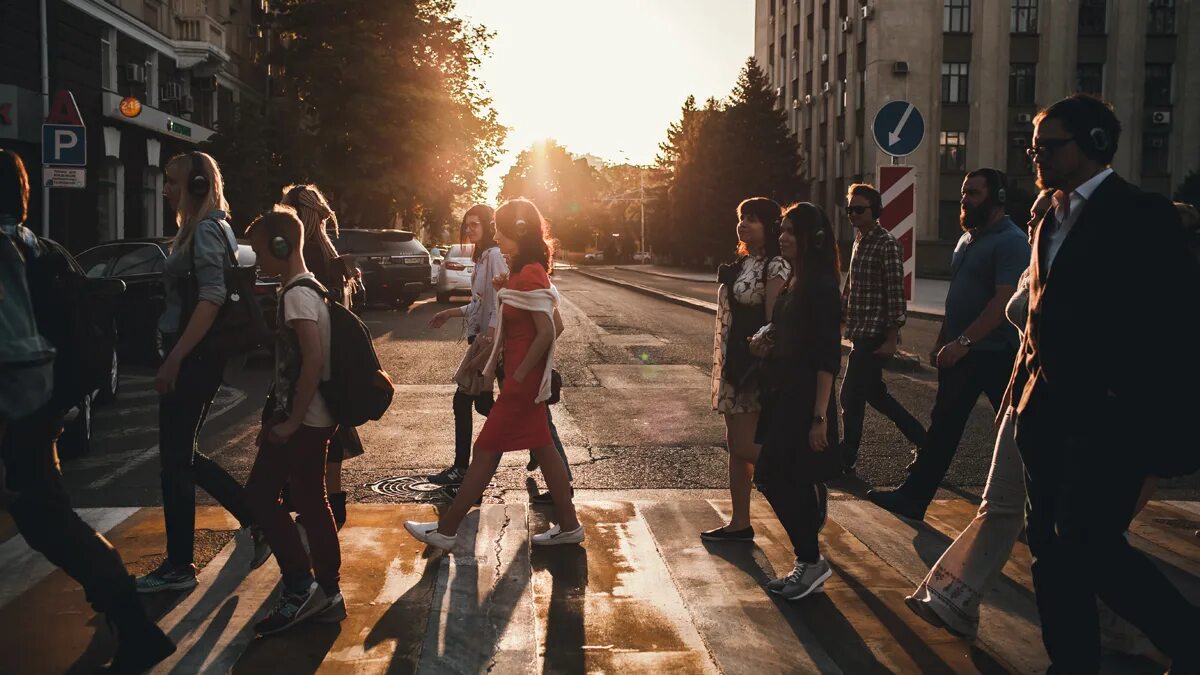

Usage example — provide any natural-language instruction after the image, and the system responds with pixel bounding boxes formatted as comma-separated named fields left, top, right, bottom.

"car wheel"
left=58, top=395, right=93, bottom=460
left=96, top=343, right=120, bottom=404
left=436, top=292, right=450, bottom=304
left=390, top=297, right=410, bottom=309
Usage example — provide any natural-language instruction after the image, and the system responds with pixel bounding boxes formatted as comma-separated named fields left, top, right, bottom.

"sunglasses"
left=1026, top=137, right=1075, bottom=159
left=845, top=205, right=871, bottom=215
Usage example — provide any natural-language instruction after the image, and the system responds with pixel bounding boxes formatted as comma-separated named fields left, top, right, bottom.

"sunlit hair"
left=281, top=183, right=339, bottom=270
left=461, top=204, right=496, bottom=263
left=165, top=152, right=229, bottom=252
left=846, top=183, right=882, bottom=219
left=0, top=149, right=30, bottom=223
left=495, top=198, right=553, bottom=272
left=736, top=197, right=783, bottom=258
left=782, top=202, right=841, bottom=287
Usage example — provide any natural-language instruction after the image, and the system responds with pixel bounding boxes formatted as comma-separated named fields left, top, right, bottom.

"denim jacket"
left=159, top=210, right=237, bottom=336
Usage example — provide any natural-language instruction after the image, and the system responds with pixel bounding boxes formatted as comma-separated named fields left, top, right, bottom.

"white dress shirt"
left=1044, top=167, right=1114, bottom=271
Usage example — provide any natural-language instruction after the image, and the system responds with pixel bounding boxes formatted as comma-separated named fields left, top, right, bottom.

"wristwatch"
left=812, top=414, right=827, bottom=424
left=956, top=334, right=973, bottom=348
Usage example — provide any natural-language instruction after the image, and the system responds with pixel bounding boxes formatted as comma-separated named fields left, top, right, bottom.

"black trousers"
left=839, top=335, right=927, bottom=466
left=1, top=405, right=136, bottom=614
left=899, top=349, right=1011, bottom=505
left=1016, top=411, right=1200, bottom=673
left=159, top=352, right=252, bottom=566
left=759, top=479, right=827, bottom=564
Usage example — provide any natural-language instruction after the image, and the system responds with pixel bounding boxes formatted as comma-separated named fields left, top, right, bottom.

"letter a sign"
left=42, top=90, right=87, bottom=167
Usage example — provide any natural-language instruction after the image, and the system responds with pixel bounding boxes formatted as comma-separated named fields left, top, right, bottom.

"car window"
left=448, top=244, right=474, bottom=259
left=110, top=245, right=165, bottom=276
left=76, top=247, right=121, bottom=278
left=377, top=231, right=426, bottom=254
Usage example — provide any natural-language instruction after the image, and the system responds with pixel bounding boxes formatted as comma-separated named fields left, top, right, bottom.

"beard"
left=960, top=201, right=991, bottom=232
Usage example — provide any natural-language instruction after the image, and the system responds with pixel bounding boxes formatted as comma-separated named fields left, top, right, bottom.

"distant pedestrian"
left=0, top=149, right=176, bottom=672
left=406, top=198, right=582, bottom=548
left=137, top=152, right=265, bottom=594
left=751, top=202, right=843, bottom=600
left=428, top=205, right=504, bottom=485
left=245, top=206, right=345, bottom=634
left=839, top=183, right=926, bottom=473
left=869, top=169, right=1030, bottom=520
left=704, top=198, right=790, bottom=542
left=1014, top=93, right=1200, bottom=672
left=280, top=183, right=361, bottom=530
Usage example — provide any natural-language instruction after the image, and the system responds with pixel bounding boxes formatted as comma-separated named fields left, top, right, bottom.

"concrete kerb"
left=569, top=268, right=923, bottom=373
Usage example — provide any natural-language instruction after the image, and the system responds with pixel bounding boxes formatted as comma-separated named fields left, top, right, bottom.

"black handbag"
left=184, top=221, right=271, bottom=358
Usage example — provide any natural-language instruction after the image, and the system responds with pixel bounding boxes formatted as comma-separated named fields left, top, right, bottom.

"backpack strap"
left=285, top=277, right=330, bottom=301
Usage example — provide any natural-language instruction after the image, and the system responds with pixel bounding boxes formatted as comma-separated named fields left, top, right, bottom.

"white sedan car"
left=436, top=243, right=475, bottom=303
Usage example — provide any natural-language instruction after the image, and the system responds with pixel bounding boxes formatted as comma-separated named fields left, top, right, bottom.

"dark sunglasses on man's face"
left=1026, top=136, right=1075, bottom=160
left=846, top=205, right=871, bottom=215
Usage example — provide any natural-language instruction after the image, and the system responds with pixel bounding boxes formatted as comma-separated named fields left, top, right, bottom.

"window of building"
left=1148, top=0, right=1175, bottom=35
left=769, top=43, right=775, bottom=68
left=1145, top=63, right=1172, bottom=106
left=1075, top=63, right=1103, bottom=95
left=944, top=0, right=971, bottom=33
left=1009, top=63, right=1037, bottom=105
left=807, top=12, right=814, bottom=40
left=100, top=29, right=117, bottom=91
left=98, top=160, right=124, bottom=242
left=1078, top=0, right=1107, bottom=35
left=1011, top=0, right=1038, bottom=33
left=780, top=33, right=787, bottom=59
left=857, top=74, right=865, bottom=110
left=792, top=77, right=800, bottom=101
left=1008, top=133, right=1033, bottom=175
left=940, top=131, right=968, bottom=173
left=942, top=63, right=969, bottom=104
left=793, top=24, right=800, bottom=53
left=142, top=168, right=163, bottom=237
left=1141, top=133, right=1169, bottom=176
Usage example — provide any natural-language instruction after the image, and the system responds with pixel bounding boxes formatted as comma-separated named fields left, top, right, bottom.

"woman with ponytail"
left=279, top=184, right=361, bottom=529
left=405, top=198, right=582, bottom=549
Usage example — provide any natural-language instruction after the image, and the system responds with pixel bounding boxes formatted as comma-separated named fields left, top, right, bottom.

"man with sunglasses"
left=1009, top=94, right=1200, bottom=673
left=868, top=168, right=1029, bottom=521
left=839, top=183, right=927, bottom=473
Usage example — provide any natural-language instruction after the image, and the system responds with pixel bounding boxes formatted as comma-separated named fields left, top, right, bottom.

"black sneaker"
left=444, top=484, right=482, bottom=506
left=254, top=582, right=325, bottom=635
left=98, top=600, right=177, bottom=673
left=700, top=526, right=755, bottom=542
left=427, top=466, right=466, bottom=485
left=135, top=561, right=197, bottom=594
left=526, top=456, right=539, bottom=472
left=867, top=488, right=927, bottom=521
left=249, top=526, right=273, bottom=570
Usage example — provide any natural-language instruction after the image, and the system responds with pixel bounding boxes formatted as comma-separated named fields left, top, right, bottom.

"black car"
left=76, top=238, right=280, bottom=365
left=330, top=229, right=431, bottom=307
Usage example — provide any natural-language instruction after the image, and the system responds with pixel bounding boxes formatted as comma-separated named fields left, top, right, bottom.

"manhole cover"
left=369, top=476, right=453, bottom=501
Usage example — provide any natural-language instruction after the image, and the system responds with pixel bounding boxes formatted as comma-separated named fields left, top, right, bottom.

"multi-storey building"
left=755, top=0, right=1200, bottom=276
left=0, top=0, right=271, bottom=250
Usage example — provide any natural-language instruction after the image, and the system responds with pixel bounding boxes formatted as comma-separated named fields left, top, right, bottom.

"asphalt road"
left=64, top=268, right=1199, bottom=506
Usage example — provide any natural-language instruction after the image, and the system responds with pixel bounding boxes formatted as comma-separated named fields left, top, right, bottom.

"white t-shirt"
left=280, top=272, right=334, bottom=428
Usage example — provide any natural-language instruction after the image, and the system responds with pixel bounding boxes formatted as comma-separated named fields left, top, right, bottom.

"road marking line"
left=0, top=507, right=137, bottom=608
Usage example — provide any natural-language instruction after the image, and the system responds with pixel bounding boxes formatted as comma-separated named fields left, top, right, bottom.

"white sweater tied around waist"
left=483, top=286, right=560, bottom=403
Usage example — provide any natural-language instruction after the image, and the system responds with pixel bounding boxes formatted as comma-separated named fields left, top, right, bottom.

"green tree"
left=498, top=140, right=603, bottom=252
left=204, top=101, right=293, bottom=233
left=1176, top=169, right=1200, bottom=208
left=272, top=0, right=505, bottom=237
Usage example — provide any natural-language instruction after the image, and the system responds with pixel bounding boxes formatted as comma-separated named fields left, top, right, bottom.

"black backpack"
left=284, top=278, right=393, bottom=427
left=24, top=237, right=120, bottom=410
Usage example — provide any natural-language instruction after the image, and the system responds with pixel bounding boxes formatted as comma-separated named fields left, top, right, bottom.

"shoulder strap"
left=189, top=218, right=238, bottom=272
left=286, top=277, right=331, bottom=301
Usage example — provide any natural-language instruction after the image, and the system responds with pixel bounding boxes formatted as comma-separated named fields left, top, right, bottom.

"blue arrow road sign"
left=872, top=101, right=925, bottom=157
left=42, top=124, right=87, bottom=166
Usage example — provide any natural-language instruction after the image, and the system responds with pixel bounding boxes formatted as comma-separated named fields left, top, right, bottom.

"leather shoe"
left=867, top=488, right=927, bottom=521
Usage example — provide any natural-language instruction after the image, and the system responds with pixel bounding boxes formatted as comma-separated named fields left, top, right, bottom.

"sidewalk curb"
left=570, top=268, right=924, bottom=373
left=613, top=266, right=714, bottom=284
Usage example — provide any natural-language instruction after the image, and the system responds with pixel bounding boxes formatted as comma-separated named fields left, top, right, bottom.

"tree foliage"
left=255, top=0, right=504, bottom=238
left=1176, top=169, right=1200, bottom=208
left=498, top=140, right=604, bottom=252
left=656, top=58, right=802, bottom=264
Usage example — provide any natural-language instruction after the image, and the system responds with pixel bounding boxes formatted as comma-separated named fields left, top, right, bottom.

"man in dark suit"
left=1012, top=94, right=1200, bottom=672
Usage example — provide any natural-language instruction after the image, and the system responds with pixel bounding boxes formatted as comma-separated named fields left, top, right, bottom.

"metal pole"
left=39, top=0, right=50, bottom=237
left=639, top=169, right=646, bottom=257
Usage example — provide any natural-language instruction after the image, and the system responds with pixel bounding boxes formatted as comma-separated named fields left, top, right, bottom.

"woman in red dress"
left=406, top=199, right=583, bottom=548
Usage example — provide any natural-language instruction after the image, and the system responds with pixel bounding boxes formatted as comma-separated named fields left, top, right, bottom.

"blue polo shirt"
left=943, top=216, right=1031, bottom=352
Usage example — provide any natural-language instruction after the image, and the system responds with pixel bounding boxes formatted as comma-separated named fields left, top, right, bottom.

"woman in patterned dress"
left=703, top=198, right=791, bottom=542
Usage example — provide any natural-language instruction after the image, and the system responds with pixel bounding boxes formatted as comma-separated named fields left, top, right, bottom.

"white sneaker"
left=532, top=524, right=585, bottom=546
left=404, top=521, right=457, bottom=550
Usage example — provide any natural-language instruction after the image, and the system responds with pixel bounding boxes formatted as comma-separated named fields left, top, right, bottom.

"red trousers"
left=247, top=422, right=339, bottom=592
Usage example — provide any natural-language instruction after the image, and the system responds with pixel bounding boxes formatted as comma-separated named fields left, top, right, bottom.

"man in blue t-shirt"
left=869, top=168, right=1031, bottom=520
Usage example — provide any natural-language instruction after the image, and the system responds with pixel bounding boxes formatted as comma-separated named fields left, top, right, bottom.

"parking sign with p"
left=42, top=124, right=87, bottom=166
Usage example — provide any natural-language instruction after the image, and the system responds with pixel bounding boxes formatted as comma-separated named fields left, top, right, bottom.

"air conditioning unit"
left=862, top=5, right=875, bottom=20
left=839, top=140, right=850, bottom=152
left=792, top=99, right=801, bottom=109
left=893, top=61, right=910, bottom=75
left=822, top=81, right=832, bottom=94
left=1016, top=112, right=1033, bottom=124
left=124, top=63, right=146, bottom=84
left=821, top=53, right=829, bottom=64
left=180, top=94, right=195, bottom=113
left=776, top=87, right=784, bottom=98
left=791, top=50, right=799, bottom=60
left=804, top=94, right=813, bottom=105
left=842, top=18, right=853, bottom=33
left=1151, top=111, right=1171, bottom=125
left=160, top=81, right=183, bottom=101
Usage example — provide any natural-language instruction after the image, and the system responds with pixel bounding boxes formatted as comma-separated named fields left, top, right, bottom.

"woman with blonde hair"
left=137, top=152, right=266, bottom=593
left=280, top=183, right=361, bottom=529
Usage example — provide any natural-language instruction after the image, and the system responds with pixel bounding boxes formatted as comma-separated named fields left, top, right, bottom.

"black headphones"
left=1082, top=126, right=1111, bottom=159
left=976, top=168, right=1008, bottom=206
left=269, top=232, right=292, bottom=259
left=187, top=152, right=210, bottom=199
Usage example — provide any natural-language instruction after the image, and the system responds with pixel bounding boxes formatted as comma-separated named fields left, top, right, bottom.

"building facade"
left=754, top=0, right=1200, bottom=276
left=0, top=0, right=271, bottom=251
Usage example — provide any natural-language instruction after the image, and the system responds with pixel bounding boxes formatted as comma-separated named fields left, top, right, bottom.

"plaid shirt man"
left=842, top=224, right=907, bottom=340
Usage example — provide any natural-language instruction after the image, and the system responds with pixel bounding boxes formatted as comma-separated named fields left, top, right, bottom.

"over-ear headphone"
left=269, top=234, right=292, bottom=259
left=1087, top=127, right=1110, bottom=153
left=187, top=152, right=210, bottom=199
left=976, top=168, right=1008, bottom=206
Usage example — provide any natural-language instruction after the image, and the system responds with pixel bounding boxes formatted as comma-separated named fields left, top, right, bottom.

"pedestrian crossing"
left=0, top=496, right=1197, bottom=673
